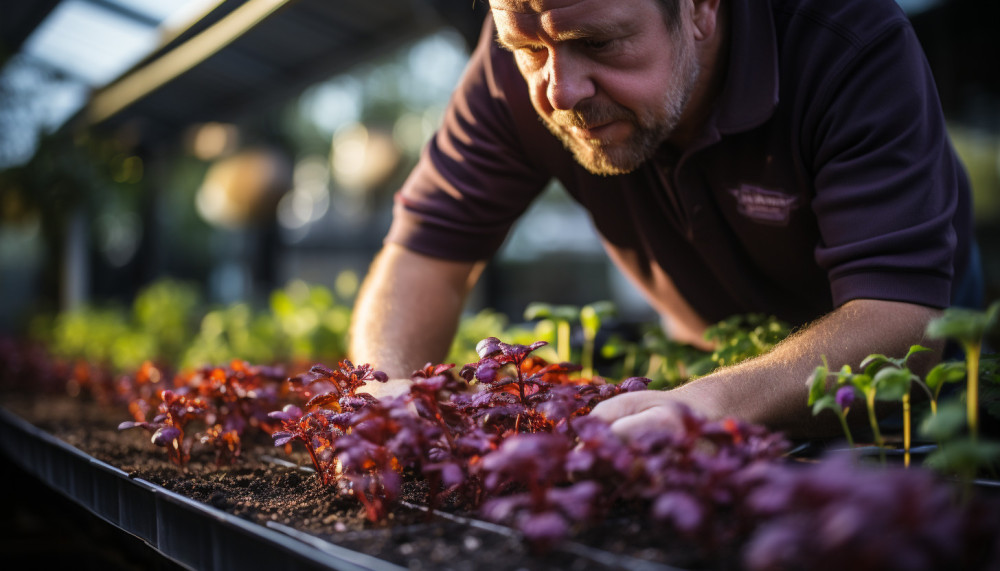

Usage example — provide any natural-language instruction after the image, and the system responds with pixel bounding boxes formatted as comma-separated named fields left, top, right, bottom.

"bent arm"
left=591, top=299, right=943, bottom=438
left=349, top=243, right=485, bottom=387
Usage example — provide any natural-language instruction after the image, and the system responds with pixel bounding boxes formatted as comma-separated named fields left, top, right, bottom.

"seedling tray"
left=0, top=407, right=403, bottom=571
left=0, top=405, right=689, bottom=571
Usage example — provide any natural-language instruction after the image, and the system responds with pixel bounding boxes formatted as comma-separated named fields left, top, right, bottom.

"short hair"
left=656, top=0, right=682, bottom=32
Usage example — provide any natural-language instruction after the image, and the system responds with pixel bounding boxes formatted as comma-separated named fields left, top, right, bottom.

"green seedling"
left=523, top=303, right=580, bottom=364
left=925, top=300, right=1000, bottom=441
left=579, top=301, right=616, bottom=379
left=703, top=314, right=790, bottom=368
left=807, top=358, right=857, bottom=449
left=808, top=345, right=928, bottom=465
left=858, top=346, right=930, bottom=466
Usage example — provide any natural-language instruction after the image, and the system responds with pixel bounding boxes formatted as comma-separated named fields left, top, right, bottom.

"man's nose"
left=545, top=50, right=595, bottom=111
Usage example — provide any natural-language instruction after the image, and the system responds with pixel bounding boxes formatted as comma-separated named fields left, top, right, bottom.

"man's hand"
left=589, top=299, right=942, bottom=440
left=589, top=391, right=692, bottom=437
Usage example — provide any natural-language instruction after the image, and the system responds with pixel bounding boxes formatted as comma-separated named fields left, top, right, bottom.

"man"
left=349, top=0, right=980, bottom=438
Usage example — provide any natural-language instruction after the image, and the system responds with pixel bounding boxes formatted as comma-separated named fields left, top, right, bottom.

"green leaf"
left=925, top=362, right=967, bottom=392
left=835, top=364, right=853, bottom=385
left=523, top=302, right=580, bottom=322
left=850, top=373, right=874, bottom=394
left=872, top=367, right=913, bottom=401
left=924, top=437, right=1000, bottom=475
left=551, top=305, right=581, bottom=322
left=523, top=302, right=555, bottom=321
left=807, top=365, right=829, bottom=405
left=926, top=307, right=990, bottom=345
left=919, top=399, right=967, bottom=441
left=811, top=394, right=841, bottom=417
left=583, top=300, right=616, bottom=319
left=580, top=302, right=614, bottom=335
left=600, top=335, right=629, bottom=359
left=902, top=344, right=932, bottom=365
left=860, top=353, right=891, bottom=375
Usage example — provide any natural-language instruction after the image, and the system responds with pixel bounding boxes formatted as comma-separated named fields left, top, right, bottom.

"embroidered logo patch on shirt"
left=729, top=184, right=800, bottom=226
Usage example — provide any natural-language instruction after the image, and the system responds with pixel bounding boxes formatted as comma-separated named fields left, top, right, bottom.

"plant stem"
left=515, top=358, right=526, bottom=404
left=865, top=390, right=886, bottom=464
left=304, top=443, right=326, bottom=484
left=582, top=332, right=595, bottom=379
left=837, top=411, right=854, bottom=448
left=622, top=346, right=636, bottom=378
left=902, top=393, right=911, bottom=468
left=557, top=321, right=571, bottom=363
left=644, top=354, right=662, bottom=381
left=965, top=342, right=980, bottom=442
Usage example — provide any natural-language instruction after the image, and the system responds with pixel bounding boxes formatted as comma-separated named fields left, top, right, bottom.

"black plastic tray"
left=0, top=407, right=404, bottom=571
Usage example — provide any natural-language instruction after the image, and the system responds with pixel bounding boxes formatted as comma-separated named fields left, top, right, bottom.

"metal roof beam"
left=85, top=0, right=292, bottom=126
left=77, top=0, right=161, bottom=28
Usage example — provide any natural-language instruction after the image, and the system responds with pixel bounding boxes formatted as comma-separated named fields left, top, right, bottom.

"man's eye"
left=582, top=38, right=613, bottom=51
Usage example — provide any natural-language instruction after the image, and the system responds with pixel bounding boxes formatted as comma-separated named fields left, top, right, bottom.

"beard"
left=539, top=39, right=702, bottom=176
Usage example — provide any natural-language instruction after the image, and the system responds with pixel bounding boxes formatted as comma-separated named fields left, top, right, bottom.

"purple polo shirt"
left=386, top=0, right=973, bottom=327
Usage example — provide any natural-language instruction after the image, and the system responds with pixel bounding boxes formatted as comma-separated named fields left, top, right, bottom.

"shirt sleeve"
left=808, top=18, right=969, bottom=309
left=384, top=17, right=553, bottom=262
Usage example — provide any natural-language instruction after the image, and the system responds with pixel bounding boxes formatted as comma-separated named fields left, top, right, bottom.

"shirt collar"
left=714, top=0, right=779, bottom=135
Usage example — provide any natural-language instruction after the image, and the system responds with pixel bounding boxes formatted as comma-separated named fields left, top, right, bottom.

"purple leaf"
left=481, top=495, right=528, bottom=523
left=548, top=481, right=600, bottom=521
left=835, top=386, right=855, bottom=409
left=652, top=491, right=704, bottom=533
left=458, top=364, right=476, bottom=382
left=501, top=343, right=531, bottom=360
left=480, top=433, right=569, bottom=483
left=268, top=404, right=303, bottom=421
left=620, top=377, right=652, bottom=392
left=435, top=462, right=466, bottom=488
left=564, top=449, right=595, bottom=473
left=309, top=364, right=336, bottom=377
left=271, top=431, right=294, bottom=446
left=476, top=359, right=500, bottom=383
left=519, top=511, right=569, bottom=545
left=526, top=340, right=548, bottom=353
left=414, top=374, right=448, bottom=392
left=476, top=337, right=503, bottom=358
left=151, top=426, right=181, bottom=447
left=340, top=395, right=376, bottom=410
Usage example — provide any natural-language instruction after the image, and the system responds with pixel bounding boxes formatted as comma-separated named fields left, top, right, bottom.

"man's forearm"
left=591, top=299, right=943, bottom=438
left=348, top=244, right=484, bottom=379
left=672, top=299, right=943, bottom=436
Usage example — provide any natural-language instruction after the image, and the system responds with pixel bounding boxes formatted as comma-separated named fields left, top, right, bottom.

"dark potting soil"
left=0, top=393, right=714, bottom=571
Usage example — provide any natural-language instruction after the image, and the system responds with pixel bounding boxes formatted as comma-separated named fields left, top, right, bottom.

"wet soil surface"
left=0, top=394, right=712, bottom=571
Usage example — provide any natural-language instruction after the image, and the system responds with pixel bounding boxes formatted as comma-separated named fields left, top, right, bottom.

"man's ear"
left=690, top=0, right=722, bottom=41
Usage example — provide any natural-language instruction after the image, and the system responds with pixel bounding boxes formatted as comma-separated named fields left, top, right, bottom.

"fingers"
left=589, top=390, right=668, bottom=422
left=607, top=405, right=685, bottom=438
left=589, top=391, right=690, bottom=439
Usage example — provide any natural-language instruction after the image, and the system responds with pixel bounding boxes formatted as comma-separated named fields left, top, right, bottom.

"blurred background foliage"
left=26, top=274, right=791, bottom=390
left=0, top=0, right=997, bottom=376
left=30, top=276, right=359, bottom=374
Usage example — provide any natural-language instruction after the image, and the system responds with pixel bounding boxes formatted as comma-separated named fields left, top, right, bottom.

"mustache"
left=550, top=102, right=636, bottom=130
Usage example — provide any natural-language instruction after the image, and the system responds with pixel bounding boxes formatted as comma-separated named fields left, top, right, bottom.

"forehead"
left=490, top=0, right=635, bottom=37
left=489, top=0, right=580, bottom=11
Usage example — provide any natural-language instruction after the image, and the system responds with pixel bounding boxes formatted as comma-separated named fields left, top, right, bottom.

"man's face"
left=491, top=0, right=701, bottom=176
